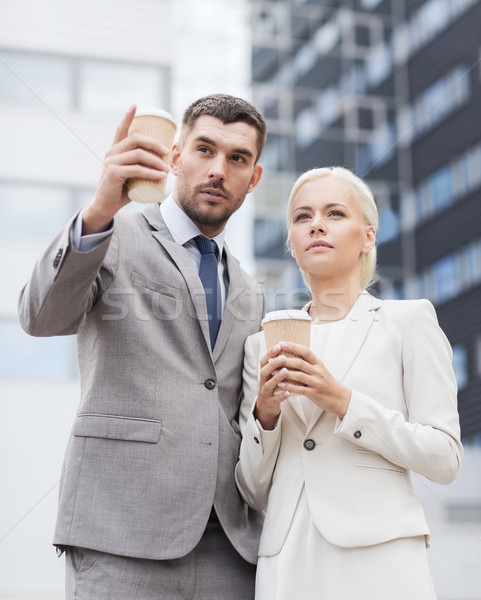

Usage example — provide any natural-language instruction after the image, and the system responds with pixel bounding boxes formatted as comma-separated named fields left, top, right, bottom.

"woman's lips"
left=306, top=240, right=333, bottom=252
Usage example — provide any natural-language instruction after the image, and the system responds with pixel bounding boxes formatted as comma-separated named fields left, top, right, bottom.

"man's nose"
left=208, top=156, right=226, bottom=181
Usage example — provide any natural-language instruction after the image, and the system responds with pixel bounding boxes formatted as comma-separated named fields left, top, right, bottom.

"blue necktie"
left=194, top=236, right=221, bottom=349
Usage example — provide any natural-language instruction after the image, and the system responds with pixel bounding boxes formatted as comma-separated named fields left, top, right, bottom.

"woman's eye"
left=329, top=210, right=345, bottom=217
left=295, top=213, right=310, bottom=221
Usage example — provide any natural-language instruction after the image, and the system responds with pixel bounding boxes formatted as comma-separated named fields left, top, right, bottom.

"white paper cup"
left=127, top=108, right=177, bottom=204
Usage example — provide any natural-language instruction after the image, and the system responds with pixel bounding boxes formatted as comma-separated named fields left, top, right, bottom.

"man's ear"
left=170, top=143, right=181, bottom=175
left=247, top=163, right=263, bottom=194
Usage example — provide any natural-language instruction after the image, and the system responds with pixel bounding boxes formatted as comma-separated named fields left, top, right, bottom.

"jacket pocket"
left=130, top=271, right=183, bottom=321
left=73, top=413, right=162, bottom=443
left=131, top=271, right=180, bottom=299
left=353, top=447, right=405, bottom=474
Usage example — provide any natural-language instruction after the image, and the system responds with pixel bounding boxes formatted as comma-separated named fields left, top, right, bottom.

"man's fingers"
left=109, top=148, right=170, bottom=173
left=112, top=105, right=137, bottom=145
left=109, top=133, right=171, bottom=163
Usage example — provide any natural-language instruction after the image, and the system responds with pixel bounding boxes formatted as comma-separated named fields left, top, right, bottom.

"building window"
left=417, top=238, right=481, bottom=305
left=256, top=8, right=279, bottom=38
left=355, top=143, right=371, bottom=177
left=360, top=0, right=384, bottom=9
left=355, top=118, right=396, bottom=173
left=262, top=134, right=283, bottom=171
left=0, top=49, right=167, bottom=114
left=452, top=345, right=468, bottom=390
left=254, top=217, right=287, bottom=260
left=411, top=140, right=481, bottom=225
left=366, top=41, right=393, bottom=87
left=429, top=166, right=455, bottom=212
left=293, top=44, right=317, bottom=79
left=432, top=254, right=462, bottom=304
left=0, top=50, right=72, bottom=110
left=413, top=0, right=449, bottom=49
left=78, top=60, right=166, bottom=113
left=296, top=106, right=319, bottom=148
left=377, top=207, right=399, bottom=244
left=370, top=120, right=396, bottom=167
left=463, top=240, right=481, bottom=287
left=313, top=17, right=341, bottom=55
left=393, top=0, right=478, bottom=64
left=319, top=87, right=341, bottom=128
left=408, top=66, right=470, bottom=140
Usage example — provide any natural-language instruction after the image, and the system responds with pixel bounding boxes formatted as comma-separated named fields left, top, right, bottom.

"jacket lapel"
left=305, top=292, right=381, bottom=434
left=142, top=204, right=213, bottom=352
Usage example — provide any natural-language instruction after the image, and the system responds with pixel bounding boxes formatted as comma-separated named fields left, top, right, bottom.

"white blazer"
left=235, top=292, right=463, bottom=557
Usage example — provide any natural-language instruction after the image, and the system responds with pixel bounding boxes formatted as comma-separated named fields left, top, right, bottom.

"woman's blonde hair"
left=287, top=166, right=379, bottom=290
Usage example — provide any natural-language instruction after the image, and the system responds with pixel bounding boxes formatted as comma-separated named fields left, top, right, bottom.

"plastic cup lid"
left=262, top=310, right=312, bottom=325
left=134, top=107, right=176, bottom=124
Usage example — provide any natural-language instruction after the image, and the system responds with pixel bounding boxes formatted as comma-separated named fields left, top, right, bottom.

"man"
left=18, top=94, right=266, bottom=599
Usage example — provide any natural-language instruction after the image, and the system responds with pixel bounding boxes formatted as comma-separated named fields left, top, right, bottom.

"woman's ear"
left=362, top=226, right=376, bottom=254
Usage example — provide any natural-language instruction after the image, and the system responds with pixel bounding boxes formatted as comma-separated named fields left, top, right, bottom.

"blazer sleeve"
left=235, top=333, right=282, bottom=511
left=335, top=299, right=463, bottom=484
left=18, top=213, right=116, bottom=337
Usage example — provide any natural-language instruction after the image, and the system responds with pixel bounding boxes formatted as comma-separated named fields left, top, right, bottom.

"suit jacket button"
left=204, top=378, right=216, bottom=390
left=354, top=430, right=362, bottom=439
left=303, top=439, right=316, bottom=451
left=253, top=436, right=260, bottom=444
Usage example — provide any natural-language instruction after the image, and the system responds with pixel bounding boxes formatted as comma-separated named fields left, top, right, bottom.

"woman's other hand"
left=254, top=344, right=290, bottom=430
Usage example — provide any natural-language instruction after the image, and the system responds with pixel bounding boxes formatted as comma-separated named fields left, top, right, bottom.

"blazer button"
left=354, top=430, right=362, bottom=439
left=303, top=439, right=316, bottom=451
left=204, top=378, right=216, bottom=390
left=253, top=436, right=260, bottom=444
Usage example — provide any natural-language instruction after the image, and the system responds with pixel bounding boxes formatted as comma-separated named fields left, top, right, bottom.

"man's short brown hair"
left=180, top=93, right=267, bottom=162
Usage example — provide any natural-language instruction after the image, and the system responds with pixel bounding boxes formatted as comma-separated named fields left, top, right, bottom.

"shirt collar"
left=160, top=194, right=225, bottom=256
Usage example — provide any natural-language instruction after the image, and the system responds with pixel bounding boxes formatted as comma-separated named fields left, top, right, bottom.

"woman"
left=235, top=167, right=463, bottom=599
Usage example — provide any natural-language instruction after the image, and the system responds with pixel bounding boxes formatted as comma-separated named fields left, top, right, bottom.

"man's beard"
left=176, top=169, right=248, bottom=230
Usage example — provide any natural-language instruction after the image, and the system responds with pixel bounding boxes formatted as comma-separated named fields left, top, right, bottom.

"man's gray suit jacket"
left=18, top=203, right=266, bottom=563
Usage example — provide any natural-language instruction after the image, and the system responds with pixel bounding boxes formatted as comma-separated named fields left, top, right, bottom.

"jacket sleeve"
left=235, top=333, right=282, bottom=511
left=335, top=299, right=463, bottom=484
left=18, top=213, right=116, bottom=337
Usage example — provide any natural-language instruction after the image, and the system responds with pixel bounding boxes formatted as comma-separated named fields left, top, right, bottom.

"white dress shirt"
left=72, top=195, right=228, bottom=312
